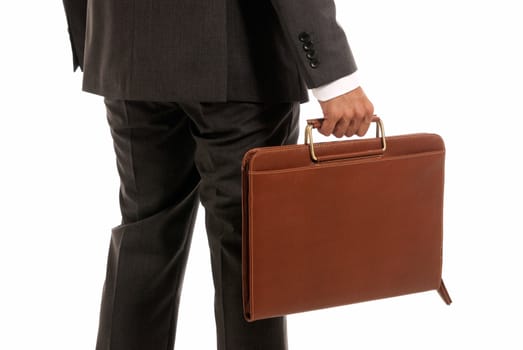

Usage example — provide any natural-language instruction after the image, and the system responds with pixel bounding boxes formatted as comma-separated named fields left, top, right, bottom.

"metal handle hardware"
left=304, top=116, right=387, bottom=162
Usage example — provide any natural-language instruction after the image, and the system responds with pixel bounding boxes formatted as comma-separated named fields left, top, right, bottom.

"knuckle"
left=326, top=108, right=341, bottom=118
left=367, top=100, right=375, bottom=111
left=352, top=108, right=364, bottom=119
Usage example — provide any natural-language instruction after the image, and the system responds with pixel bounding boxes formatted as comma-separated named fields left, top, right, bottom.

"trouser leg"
left=178, top=101, right=301, bottom=350
left=95, top=99, right=201, bottom=350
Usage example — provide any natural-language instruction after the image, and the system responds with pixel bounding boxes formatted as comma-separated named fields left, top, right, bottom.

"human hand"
left=317, top=87, right=375, bottom=138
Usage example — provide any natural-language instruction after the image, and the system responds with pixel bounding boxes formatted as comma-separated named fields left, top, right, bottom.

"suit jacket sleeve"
left=269, top=0, right=358, bottom=89
left=62, top=0, right=87, bottom=72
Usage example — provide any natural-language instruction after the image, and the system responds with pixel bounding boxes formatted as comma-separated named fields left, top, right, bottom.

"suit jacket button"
left=298, top=32, right=311, bottom=42
left=306, top=50, right=316, bottom=59
left=302, top=42, right=314, bottom=51
left=309, top=58, right=320, bottom=68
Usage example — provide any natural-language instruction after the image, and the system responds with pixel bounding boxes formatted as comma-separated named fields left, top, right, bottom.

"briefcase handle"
left=304, top=115, right=387, bottom=162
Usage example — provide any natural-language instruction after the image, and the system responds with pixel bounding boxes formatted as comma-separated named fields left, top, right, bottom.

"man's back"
left=63, top=0, right=357, bottom=102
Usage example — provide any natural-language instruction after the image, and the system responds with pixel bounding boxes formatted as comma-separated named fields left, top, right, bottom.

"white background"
left=1, top=0, right=522, bottom=349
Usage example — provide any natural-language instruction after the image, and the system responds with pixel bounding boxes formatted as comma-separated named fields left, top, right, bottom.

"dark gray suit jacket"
left=63, top=0, right=358, bottom=103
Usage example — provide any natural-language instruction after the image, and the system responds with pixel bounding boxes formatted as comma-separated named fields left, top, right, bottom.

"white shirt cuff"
left=311, top=70, right=360, bottom=102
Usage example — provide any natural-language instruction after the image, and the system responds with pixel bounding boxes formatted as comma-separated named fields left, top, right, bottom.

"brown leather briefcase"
left=241, top=116, right=451, bottom=322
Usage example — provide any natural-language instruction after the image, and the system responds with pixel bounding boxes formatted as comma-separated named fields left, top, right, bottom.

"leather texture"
left=241, top=117, right=451, bottom=322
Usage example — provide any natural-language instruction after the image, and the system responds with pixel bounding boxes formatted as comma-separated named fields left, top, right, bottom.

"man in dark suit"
left=62, top=1, right=375, bottom=349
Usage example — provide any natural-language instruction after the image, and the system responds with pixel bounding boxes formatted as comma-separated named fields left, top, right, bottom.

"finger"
left=355, top=113, right=374, bottom=136
left=349, top=120, right=362, bottom=136
left=356, top=119, right=372, bottom=136
left=344, top=107, right=365, bottom=137
left=332, top=118, right=350, bottom=138
left=344, top=119, right=357, bottom=137
left=350, top=107, right=366, bottom=133
left=319, top=116, right=339, bottom=136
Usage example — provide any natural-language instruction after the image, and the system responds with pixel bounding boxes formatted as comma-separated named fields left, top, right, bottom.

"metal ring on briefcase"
left=304, top=115, right=387, bottom=162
